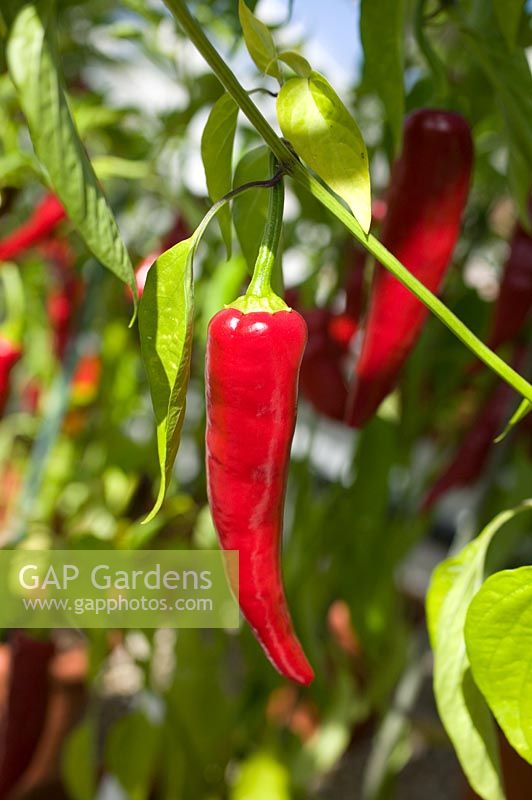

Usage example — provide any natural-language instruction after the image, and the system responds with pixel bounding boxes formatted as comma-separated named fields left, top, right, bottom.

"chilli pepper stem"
left=246, top=157, right=284, bottom=300
left=165, top=0, right=532, bottom=404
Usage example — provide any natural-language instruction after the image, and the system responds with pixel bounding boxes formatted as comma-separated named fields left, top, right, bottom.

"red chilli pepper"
left=299, top=308, right=348, bottom=421
left=0, top=193, right=65, bottom=262
left=422, top=377, right=517, bottom=510
left=485, top=201, right=532, bottom=352
left=296, top=248, right=364, bottom=421
left=70, top=354, right=102, bottom=406
left=206, top=163, right=314, bottom=685
left=0, top=633, right=55, bottom=798
left=42, top=239, right=82, bottom=359
left=347, top=110, right=473, bottom=427
left=0, top=336, right=22, bottom=415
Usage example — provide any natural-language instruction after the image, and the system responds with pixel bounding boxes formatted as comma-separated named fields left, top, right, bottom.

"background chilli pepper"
left=347, top=109, right=473, bottom=427
left=0, top=633, right=55, bottom=799
left=485, top=199, right=532, bottom=352
left=297, top=248, right=364, bottom=421
left=0, top=336, right=22, bottom=416
left=298, top=308, right=349, bottom=422
left=0, top=193, right=65, bottom=262
left=422, top=369, right=520, bottom=510
left=205, top=159, right=313, bottom=685
left=42, top=239, right=82, bottom=359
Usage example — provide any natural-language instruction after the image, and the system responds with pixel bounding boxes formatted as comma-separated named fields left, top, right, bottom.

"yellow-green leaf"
left=278, top=50, right=311, bottom=78
left=277, top=71, right=371, bottom=233
left=466, top=565, right=532, bottom=765
left=238, top=0, right=281, bottom=80
left=7, top=4, right=137, bottom=304
left=360, top=0, right=404, bottom=154
left=201, top=93, right=238, bottom=257
left=139, top=238, right=195, bottom=521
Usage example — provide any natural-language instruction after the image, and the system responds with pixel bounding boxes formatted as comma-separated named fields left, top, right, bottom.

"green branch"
left=163, top=0, right=532, bottom=404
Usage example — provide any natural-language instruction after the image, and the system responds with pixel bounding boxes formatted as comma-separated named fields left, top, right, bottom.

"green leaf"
left=278, top=50, right=312, bottom=78
left=231, top=752, right=291, bottom=800
left=462, top=20, right=532, bottom=225
left=7, top=4, right=137, bottom=303
left=508, top=145, right=532, bottom=231
left=139, top=238, right=195, bottom=521
left=201, top=93, right=238, bottom=257
left=277, top=71, right=371, bottom=233
left=0, top=151, right=41, bottom=187
left=492, top=0, right=524, bottom=49
left=62, top=721, right=96, bottom=800
left=92, top=156, right=150, bottom=181
left=238, top=0, right=281, bottom=80
left=233, top=145, right=270, bottom=271
left=426, top=507, right=529, bottom=800
left=466, top=565, right=532, bottom=765
left=360, top=0, right=404, bottom=155
left=495, top=397, right=531, bottom=442
left=105, top=711, right=161, bottom=800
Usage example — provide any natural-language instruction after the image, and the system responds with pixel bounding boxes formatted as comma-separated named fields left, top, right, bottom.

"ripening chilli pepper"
left=298, top=308, right=348, bottom=421
left=41, top=238, right=82, bottom=359
left=206, top=161, right=314, bottom=685
left=0, top=336, right=22, bottom=415
left=0, top=193, right=65, bottom=262
left=347, top=109, right=473, bottom=427
left=485, top=199, right=532, bottom=352
left=297, top=248, right=364, bottom=421
left=422, top=366, right=520, bottom=510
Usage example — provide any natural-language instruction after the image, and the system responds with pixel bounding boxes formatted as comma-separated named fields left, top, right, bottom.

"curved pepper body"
left=347, top=109, right=473, bottom=427
left=487, top=207, right=532, bottom=352
left=0, top=337, right=22, bottom=415
left=299, top=309, right=348, bottom=421
left=205, top=307, right=314, bottom=685
left=422, top=379, right=516, bottom=510
left=0, top=194, right=65, bottom=262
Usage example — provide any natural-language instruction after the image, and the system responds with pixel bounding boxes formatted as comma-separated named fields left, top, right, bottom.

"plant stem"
left=164, top=0, right=532, bottom=404
left=247, top=155, right=284, bottom=298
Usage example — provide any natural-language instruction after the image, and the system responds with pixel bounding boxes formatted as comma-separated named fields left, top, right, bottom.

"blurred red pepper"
left=297, top=248, right=364, bottom=421
left=0, top=633, right=55, bottom=798
left=422, top=376, right=519, bottom=510
left=298, top=308, right=349, bottom=421
left=70, top=354, right=101, bottom=406
left=347, top=110, right=473, bottom=427
left=485, top=200, right=532, bottom=352
left=0, top=337, right=22, bottom=416
left=0, top=193, right=65, bottom=262
left=41, top=239, right=83, bottom=359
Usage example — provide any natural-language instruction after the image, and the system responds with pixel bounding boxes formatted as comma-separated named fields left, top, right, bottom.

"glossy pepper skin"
left=0, top=193, right=65, bottom=262
left=347, top=109, right=473, bottom=427
left=0, top=336, right=22, bottom=415
left=206, top=307, right=314, bottom=685
left=486, top=203, right=532, bottom=352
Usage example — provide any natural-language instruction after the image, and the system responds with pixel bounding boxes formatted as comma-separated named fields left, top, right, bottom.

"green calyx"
left=229, top=291, right=289, bottom=313
left=232, top=152, right=288, bottom=314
